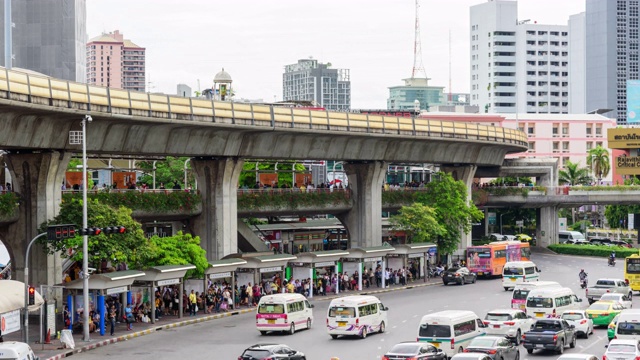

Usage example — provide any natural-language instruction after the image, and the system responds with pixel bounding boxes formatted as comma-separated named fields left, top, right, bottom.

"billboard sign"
left=628, top=80, right=640, bottom=124
left=608, top=128, right=640, bottom=149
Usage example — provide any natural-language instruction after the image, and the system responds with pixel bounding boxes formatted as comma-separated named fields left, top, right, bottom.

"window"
left=258, top=304, right=284, bottom=314
left=528, top=126, right=535, bottom=135
left=525, top=266, right=535, bottom=275
left=453, top=320, right=476, bottom=336
left=328, top=306, right=356, bottom=317
left=528, top=142, right=535, bottom=152
left=419, top=324, right=451, bottom=337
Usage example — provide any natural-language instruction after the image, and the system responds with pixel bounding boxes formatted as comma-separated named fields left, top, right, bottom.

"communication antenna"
left=411, top=0, right=427, bottom=79
left=448, top=29, right=452, bottom=104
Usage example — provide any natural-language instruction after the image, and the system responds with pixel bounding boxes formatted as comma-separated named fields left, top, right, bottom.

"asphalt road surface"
left=71, top=252, right=624, bottom=360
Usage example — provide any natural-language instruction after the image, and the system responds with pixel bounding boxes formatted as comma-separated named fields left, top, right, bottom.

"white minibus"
left=614, top=309, right=640, bottom=341
left=559, top=231, right=586, bottom=244
left=326, top=295, right=388, bottom=339
left=502, top=261, right=541, bottom=290
left=417, top=310, right=488, bottom=357
left=256, top=293, right=314, bottom=335
left=0, top=341, right=39, bottom=360
left=511, top=281, right=561, bottom=310
left=525, top=287, right=582, bottom=318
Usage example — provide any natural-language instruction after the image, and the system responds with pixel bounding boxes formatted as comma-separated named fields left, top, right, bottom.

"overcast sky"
left=86, top=0, right=585, bottom=108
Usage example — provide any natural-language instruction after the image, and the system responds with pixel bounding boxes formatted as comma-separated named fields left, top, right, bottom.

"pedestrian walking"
left=189, top=289, right=197, bottom=316
left=109, top=305, right=117, bottom=336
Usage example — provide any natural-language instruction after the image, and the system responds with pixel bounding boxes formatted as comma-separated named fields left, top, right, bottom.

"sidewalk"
left=9, top=277, right=441, bottom=360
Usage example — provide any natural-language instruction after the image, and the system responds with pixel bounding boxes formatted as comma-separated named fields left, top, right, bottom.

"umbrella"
left=329, top=179, right=343, bottom=185
left=0, top=280, right=45, bottom=313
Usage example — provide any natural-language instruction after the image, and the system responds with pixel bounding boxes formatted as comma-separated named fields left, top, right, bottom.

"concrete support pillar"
left=337, top=161, right=387, bottom=248
left=191, top=157, right=244, bottom=260
left=440, top=165, right=478, bottom=254
left=537, top=206, right=558, bottom=247
left=3, top=151, right=71, bottom=287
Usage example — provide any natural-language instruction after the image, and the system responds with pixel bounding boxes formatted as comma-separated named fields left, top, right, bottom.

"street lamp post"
left=152, top=160, right=157, bottom=190
left=500, top=213, right=505, bottom=235
left=184, top=158, right=191, bottom=190
left=81, top=114, right=92, bottom=341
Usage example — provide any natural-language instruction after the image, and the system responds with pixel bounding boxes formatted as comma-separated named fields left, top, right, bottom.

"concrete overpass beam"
left=337, top=161, right=387, bottom=248
left=441, top=165, right=478, bottom=254
left=3, top=151, right=71, bottom=287
left=191, top=157, right=244, bottom=260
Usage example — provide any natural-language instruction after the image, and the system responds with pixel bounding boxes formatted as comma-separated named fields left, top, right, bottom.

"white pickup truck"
left=586, top=278, right=632, bottom=304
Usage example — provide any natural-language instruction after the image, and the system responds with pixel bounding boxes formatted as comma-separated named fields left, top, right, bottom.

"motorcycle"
left=580, top=277, right=588, bottom=289
left=609, top=257, right=616, bottom=267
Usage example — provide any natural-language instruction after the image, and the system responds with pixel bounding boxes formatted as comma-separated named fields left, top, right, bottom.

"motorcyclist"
left=609, top=251, right=616, bottom=265
left=579, top=269, right=588, bottom=281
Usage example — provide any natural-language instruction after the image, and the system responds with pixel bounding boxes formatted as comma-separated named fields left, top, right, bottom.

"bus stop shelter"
left=136, top=265, right=195, bottom=323
left=203, top=258, right=248, bottom=306
left=343, top=245, right=396, bottom=290
left=291, top=250, right=349, bottom=297
left=237, top=254, right=297, bottom=293
left=64, top=270, right=145, bottom=336
left=388, top=243, right=436, bottom=282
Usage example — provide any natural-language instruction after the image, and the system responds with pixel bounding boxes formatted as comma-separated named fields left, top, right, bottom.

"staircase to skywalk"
left=237, top=219, right=269, bottom=253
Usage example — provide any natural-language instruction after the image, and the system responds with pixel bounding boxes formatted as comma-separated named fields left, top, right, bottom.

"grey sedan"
left=443, top=267, right=477, bottom=286
left=463, top=336, right=520, bottom=360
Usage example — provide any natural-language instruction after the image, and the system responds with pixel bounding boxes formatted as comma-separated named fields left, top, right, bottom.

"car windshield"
left=600, top=295, right=621, bottom=301
left=328, top=306, right=356, bottom=317
left=617, top=321, right=640, bottom=335
left=469, top=338, right=498, bottom=347
left=485, top=313, right=513, bottom=321
left=589, top=303, right=611, bottom=311
left=607, top=344, right=637, bottom=353
left=242, top=349, right=272, bottom=359
left=513, top=290, right=529, bottom=300
left=389, top=344, right=421, bottom=355
left=503, top=267, right=523, bottom=276
left=561, top=313, right=584, bottom=321
left=257, top=304, right=284, bottom=314
left=527, top=297, right=553, bottom=308
left=419, top=324, right=451, bottom=338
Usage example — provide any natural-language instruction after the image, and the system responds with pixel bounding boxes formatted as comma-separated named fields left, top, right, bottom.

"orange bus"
left=466, top=241, right=530, bottom=277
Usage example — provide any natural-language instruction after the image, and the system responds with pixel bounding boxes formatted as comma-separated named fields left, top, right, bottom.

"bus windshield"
left=258, top=304, right=284, bottom=314
left=419, top=324, right=451, bottom=338
left=328, top=306, right=356, bottom=318
left=504, top=267, right=524, bottom=276
left=513, top=289, right=530, bottom=300
left=627, top=258, right=640, bottom=274
left=527, top=297, right=553, bottom=308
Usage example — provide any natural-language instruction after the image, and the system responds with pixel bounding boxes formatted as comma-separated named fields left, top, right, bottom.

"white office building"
left=470, top=0, right=570, bottom=114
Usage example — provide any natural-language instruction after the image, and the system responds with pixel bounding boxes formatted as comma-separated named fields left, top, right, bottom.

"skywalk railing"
left=0, top=67, right=528, bottom=147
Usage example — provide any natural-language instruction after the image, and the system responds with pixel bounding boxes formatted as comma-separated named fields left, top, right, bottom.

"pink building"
left=86, top=30, right=146, bottom=92
left=421, top=112, right=617, bottom=183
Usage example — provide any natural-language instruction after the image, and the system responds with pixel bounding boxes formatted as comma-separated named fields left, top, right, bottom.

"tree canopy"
left=389, top=203, right=445, bottom=243
left=136, top=156, right=195, bottom=189
left=143, top=232, right=209, bottom=278
left=415, top=172, right=484, bottom=255
left=587, top=146, right=611, bottom=182
left=39, top=199, right=150, bottom=269
left=558, top=160, right=591, bottom=185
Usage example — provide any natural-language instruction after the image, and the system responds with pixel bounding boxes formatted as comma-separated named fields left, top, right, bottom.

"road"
left=71, top=252, right=622, bottom=359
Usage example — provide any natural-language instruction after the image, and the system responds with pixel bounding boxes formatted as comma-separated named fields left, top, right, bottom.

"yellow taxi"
left=586, top=301, right=624, bottom=326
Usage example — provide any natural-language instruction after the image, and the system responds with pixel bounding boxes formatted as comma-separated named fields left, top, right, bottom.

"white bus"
left=417, top=310, right=487, bottom=357
left=525, top=287, right=582, bottom=318
left=502, top=261, right=541, bottom=291
left=326, top=295, right=388, bottom=339
left=511, top=281, right=561, bottom=310
left=256, top=293, right=314, bottom=335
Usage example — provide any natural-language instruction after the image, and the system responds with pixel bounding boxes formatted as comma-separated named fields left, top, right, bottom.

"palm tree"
left=587, top=146, right=610, bottom=184
left=559, top=160, right=591, bottom=186
left=559, top=160, right=592, bottom=224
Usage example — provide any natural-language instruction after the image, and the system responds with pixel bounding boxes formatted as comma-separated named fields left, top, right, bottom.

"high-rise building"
left=470, top=0, right=570, bottom=115
left=86, top=30, right=145, bottom=92
left=387, top=77, right=445, bottom=111
left=0, top=0, right=87, bottom=82
left=582, top=0, right=639, bottom=125
left=282, top=59, right=351, bottom=111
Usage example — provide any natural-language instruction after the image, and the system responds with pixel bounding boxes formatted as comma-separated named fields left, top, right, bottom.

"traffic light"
left=47, top=224, right=76, bottom=241
left=79, top=227, right=102, bottom=236
left=28, top=286, right=35, bottom=305
left=103, top=226, right=126, bottom=235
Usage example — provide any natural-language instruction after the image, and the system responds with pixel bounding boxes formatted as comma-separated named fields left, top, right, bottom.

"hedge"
left=548, top=244, right=640, bottom=258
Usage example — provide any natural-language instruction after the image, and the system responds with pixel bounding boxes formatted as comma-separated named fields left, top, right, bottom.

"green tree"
left=558, top=160, right=591, bottom=186
left=39, top=199, right=150, bottom=269
left=415, top=173, right=484, bottom=255
left=605, top=204, right=640, bottom=229
left=389, top=203, right=446, bottom=243
left=587, top=146, right=611, bottom=183
left=137, top=156, right=194, bottom=189
left=142, top=232, right=209, bottom=278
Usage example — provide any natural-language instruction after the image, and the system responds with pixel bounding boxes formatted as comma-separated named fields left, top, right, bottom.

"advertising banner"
left=0, top=310, right=20, bottom=335
left=615, top=155, right=640, bottom=175
left=258, top=173, right=278, bottom=187
left=628, top=80, right=640, bottom=124
left=467, top=247, right=491, bottom=272
left=608, top=128, right=640, bottom=149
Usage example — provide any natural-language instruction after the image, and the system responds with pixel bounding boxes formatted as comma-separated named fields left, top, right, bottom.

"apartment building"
left=282, top=58, right=351, bottom=111
left=86, top=30, right=146, bottom=92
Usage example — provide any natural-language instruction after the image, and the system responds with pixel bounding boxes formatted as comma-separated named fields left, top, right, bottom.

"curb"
left=42, top=282, right=439, bottom=360
left=43, top=308, right=256, bottom=360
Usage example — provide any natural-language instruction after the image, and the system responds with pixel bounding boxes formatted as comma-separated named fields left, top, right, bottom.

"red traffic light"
left=103, top=226, right=126, bottom=234
left=28, top=286, right=35, bottom=295
left=28, top=286, right=35, bottom=305
left=92, top=227, right=101, bottom=236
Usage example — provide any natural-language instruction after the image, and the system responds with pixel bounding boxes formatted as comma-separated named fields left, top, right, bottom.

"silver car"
left=463, top=336, right=520, bottom=360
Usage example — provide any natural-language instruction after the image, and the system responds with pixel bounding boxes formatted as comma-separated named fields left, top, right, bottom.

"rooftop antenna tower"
left=411, top=0, right=427, bottom=79
left=448, top=29, right=452, bottom=104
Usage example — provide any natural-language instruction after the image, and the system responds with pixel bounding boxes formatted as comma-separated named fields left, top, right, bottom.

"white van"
left=0, top=341, right=39, bottom=360
left=417, top=310, right=488, bottom=357
left=326, top=295, right=388, bottom=339
left=502, top=261, right=541, bottom=290
left=511, top=281, right=561, bottom=310
left=525, top=287, right=582, bottom=318
left=559, top=231, right=586, bottom=244
left=256, top=293, right=314, bottom=335
left=614, top=309, right=640, bottom=341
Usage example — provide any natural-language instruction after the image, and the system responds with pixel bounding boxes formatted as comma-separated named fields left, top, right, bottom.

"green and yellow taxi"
left=586, top=301, right=625, bottom=326
left=608, top=314, right=620, bottom=340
